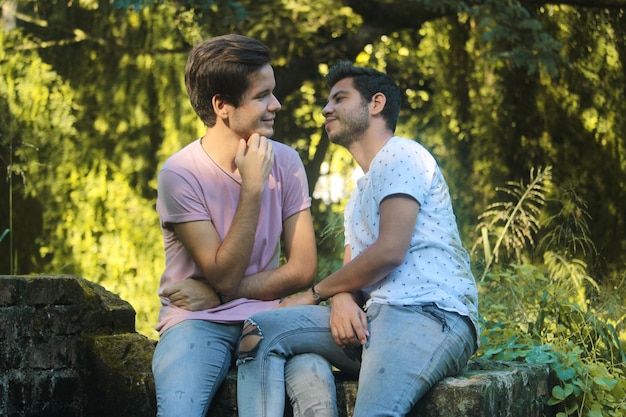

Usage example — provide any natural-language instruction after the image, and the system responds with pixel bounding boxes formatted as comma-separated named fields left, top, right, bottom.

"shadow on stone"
left=0, top=275, right=555, bottom=417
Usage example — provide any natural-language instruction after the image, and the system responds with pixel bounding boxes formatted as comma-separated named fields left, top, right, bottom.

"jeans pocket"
left=415, top=303, right=451, bottom=332
left=365, top=302, right=383, bottom=322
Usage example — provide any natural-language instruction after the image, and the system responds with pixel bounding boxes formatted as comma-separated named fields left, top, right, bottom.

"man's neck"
left=201, top=126, right=241, bottom=174
left=349, top=131, right=394, bottom=173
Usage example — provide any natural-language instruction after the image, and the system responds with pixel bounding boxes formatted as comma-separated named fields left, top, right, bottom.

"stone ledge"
left=1, top=275, right=554, bottom=417
left=206, top=358, right=552, bottom=417
left=84, top=331, right=554, bottom=417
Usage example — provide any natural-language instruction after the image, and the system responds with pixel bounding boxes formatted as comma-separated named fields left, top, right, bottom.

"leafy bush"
left=478, top=264, right=625, bottom=417
left=473, top=167, right=626, bottom=417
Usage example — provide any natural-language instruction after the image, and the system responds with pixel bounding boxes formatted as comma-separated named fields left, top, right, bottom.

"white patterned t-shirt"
left=344, top=136, right=479, bottom=339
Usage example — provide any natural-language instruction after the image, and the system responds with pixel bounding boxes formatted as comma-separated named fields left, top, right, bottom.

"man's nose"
left=270, top=94, right=281, bottom=112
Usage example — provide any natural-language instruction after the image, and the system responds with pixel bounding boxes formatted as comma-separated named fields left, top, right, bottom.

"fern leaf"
left=477, top=166, right=553, bottom=280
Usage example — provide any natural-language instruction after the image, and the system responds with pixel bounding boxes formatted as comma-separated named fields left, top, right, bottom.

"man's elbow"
left=197, top=266, right=238, bottom=296
left=294, top=261, right=317, bottom=289
left=305, top=266, right=317, bottom=287
left=378, top=244, right=407, bottom=269
left=214, top=282, right=239, bottom=297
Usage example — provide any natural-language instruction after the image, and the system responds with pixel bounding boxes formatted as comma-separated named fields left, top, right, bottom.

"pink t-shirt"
left=155, top=138, right=311, bottom=334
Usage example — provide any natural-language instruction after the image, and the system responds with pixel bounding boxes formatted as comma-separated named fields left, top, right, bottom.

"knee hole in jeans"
left=237, top=319, right=263, bottom=361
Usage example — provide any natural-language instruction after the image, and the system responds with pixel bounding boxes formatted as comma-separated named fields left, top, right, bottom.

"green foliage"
left=472, top=166, right=552, bottom=278
left=476, top=170, right=626, bottom=417
left=0, top=229, right=9, bottom=243
left=43, top=159, right=163, bottom=339
left=3, top=0, right=626, bottom=365
left=0, top=26, right=79, bottom=272
left=315, top=209, right=345, bottom=280
left=0, top=8, right=171, bottom=338
left=540, top=188, right=597, bottom=261
left=479, top=264, right=626, bottom=417
left=471, top=1, right=563, bottom=77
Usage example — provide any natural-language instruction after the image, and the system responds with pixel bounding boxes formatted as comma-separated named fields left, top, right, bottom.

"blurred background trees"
left=0, top=0, right=626, bottom=410
left=1, top=3, right=625, bottom=413
left=2, top=0, right=625, bottom=334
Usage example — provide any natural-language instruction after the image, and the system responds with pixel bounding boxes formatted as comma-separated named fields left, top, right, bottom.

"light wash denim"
left=152, top=319, right=337, bottom=417
left=236, top=303, right=476, bottom=417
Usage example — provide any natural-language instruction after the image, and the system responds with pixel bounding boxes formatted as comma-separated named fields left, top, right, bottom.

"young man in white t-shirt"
left=236, top=61, right=480, bottom=417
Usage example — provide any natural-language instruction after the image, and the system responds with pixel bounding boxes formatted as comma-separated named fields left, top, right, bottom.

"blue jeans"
left=152, top=319, right=337, bottom=417
left=236, top=303, right=476, bottom=417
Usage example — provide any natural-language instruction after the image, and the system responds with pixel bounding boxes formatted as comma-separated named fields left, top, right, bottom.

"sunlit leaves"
left=3, top=0, right=626, bottom=358
left=0, top=34, right=78, bottom=196
left=471, top=0, right=562, bottom=77
left=552, top=383, right=574, bottom=401
left=472, top=166, right=552, bottom=278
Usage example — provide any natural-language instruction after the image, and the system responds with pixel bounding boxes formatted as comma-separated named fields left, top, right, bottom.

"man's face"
left=322, top=77, right=370, bottom=148
left=230, top=64, right=281, bottom=139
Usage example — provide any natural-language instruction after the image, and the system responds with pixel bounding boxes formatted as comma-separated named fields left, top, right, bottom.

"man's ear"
left=370, top=92, right=387, bottom=116
left=212, top=94, right=230, bottom=119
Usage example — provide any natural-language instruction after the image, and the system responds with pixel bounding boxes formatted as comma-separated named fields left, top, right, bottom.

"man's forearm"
left=228, top=261, right=313, bottom=301
left=206, top=189, right=264, bottom=295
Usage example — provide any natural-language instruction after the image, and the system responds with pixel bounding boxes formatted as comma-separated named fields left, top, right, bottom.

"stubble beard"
left=328, top=105, right=370, bottom=148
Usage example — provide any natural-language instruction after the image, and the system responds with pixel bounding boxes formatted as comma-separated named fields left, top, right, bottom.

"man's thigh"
left=354, top=304, right=475, bottom=417
left=152, top=320, right=242, bottom=417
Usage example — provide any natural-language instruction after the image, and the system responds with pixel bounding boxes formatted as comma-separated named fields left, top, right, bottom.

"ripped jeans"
left=152, top=319, right=337, bottom=417
left=236, top=303, right=476, bottom=417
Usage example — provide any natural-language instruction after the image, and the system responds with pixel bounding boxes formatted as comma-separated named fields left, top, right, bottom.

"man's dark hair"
left=185, top=34, right=271, bottom=127
left=325, top=61, right=401, bottom=132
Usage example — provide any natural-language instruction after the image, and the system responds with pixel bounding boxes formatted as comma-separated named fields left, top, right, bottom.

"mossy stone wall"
left=0, top=275, right=553, bottom=417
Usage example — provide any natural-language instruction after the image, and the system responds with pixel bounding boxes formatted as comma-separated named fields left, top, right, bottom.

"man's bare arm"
left=228, top=208, right=317, bottom=300
left=170, top=134, right=274, bottom=297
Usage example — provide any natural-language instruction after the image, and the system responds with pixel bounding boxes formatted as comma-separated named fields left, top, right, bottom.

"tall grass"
left=472, top=166, right=626, bottom=417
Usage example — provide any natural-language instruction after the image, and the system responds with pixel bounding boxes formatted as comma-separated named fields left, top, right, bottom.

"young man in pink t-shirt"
left=152, top=34, right=336, bottom=417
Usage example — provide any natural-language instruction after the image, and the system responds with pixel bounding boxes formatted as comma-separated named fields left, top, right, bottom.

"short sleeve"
left=273, top=143, right=312, bottom=221
left=370, top=140, right=435, bottom=207
left=157, top=168, right=211, bottom=227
